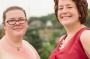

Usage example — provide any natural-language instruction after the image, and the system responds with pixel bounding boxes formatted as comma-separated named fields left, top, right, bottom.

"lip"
left=13, top=28, right=22, bottom=30
left=61, top=16, right=71, bottom=18
left=60, top=13, right=72, bottom=18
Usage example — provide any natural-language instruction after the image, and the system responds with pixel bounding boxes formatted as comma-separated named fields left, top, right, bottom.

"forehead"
left=5, top=9, right=25, bottom=19
left=58, top=0, right=75, bottom=6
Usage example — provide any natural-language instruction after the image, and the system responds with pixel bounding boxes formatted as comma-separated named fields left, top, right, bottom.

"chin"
left=61, top=23, right=69, bottom=26
left=14, top=32, right=25, bottom=37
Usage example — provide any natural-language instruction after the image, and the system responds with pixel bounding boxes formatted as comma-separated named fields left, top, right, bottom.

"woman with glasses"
left=0, top=6, right=41, bottom=59
left=48, top=0, right=90, bottom=59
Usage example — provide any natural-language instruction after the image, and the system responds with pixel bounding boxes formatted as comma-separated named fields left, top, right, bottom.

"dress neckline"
left=58, top=27, right=88, bottom=51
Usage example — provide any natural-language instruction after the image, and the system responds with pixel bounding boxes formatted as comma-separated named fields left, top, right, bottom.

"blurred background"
left=0, top=0, right=90, bottom=59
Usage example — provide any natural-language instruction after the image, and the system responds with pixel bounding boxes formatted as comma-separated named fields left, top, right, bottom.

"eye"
left=19, top=19, right=24, bottom=21
left=19, top=19, right=26, bottom=22
left=67, top=6, right=73, bottom=9
left=58, top=7, right=63, bottom=10
left=7, top=20, right=16, bottom=22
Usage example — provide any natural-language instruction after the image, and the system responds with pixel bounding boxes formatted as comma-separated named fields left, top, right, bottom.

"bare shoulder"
left=23, top=40, right=41, bottom=59
left=80, top=30, right=90, bottom=42
left=80, top=30, right=90, bottom=58
left=23, top=40, right=38, bottom=53
left=23, top=40, right=35, bottom=49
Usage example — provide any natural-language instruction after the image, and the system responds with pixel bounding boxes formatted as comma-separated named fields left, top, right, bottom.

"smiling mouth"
left=61, top=16, right=72, bottom=18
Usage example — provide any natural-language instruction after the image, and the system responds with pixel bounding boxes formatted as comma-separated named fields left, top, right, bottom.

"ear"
left=2, top=22, right=6, bottom=35
left=2, top=21, right=6, bottom=29
left=79, top=14, right=81, bottom=17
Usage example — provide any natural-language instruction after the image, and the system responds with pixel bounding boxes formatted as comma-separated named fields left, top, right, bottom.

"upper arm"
left=80, top=30, right=90, bottom=58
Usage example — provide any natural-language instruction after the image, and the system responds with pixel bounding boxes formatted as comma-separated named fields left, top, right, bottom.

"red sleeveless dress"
left=48, top=27, right=89, bottom=59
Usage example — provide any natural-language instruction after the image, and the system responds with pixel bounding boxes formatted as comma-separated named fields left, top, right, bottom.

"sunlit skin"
left=0, top=9, right=40, bottom=59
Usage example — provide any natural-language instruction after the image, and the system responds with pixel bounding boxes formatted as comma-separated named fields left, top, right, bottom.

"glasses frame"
left=6, top=19, right=27, bottom=25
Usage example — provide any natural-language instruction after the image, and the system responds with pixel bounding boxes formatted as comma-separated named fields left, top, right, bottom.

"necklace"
left=5, top=37, right=22, bottom=51
left=16, top=47, right=21, bottom=51
left=59, top=35, right=72, bottom=50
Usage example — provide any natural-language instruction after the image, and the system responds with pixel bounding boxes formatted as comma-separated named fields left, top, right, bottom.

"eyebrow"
left=9, top=18, right=15, bottom=20
left=66, top=4, right=73, bottom=6
left=59, top=4, right=73, bottom=7
left=9, top=17, right=25, bottom=19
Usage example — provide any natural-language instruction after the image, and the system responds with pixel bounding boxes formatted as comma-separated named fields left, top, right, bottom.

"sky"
left=0, top=0, right=90, bottom=24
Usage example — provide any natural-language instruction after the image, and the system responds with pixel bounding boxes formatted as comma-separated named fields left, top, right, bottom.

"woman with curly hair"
left=48, top=0, right=90, bottom=59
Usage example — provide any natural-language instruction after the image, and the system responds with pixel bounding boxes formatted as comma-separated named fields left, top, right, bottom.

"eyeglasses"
left=6, top=19, right=27, bottom=25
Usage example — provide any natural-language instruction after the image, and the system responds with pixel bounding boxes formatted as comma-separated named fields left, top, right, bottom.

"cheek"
left=74, top=12, right=80, bottom=19
left=57, top=11, right=61, bottom=18
left=26, top=25, right=28, bottom=30
left=6, top=27, right=12, bottom=32
left=3, top=25, right=10, bottom=31
left=4, top=26, right=12, bottom=34
left=23, top=24, right=28, bottom=30
left=25, top=22, right=28, bottom=27
left=57, top=11, right=60, bottom=16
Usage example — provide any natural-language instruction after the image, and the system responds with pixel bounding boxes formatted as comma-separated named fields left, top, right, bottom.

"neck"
left=5, top=34, right=23, bottom=42
left=4, top=35, right=23, bottom=51
left=64, top=24, right=85, bottom=36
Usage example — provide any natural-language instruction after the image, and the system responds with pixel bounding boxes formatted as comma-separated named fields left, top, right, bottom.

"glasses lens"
left=19, top=19, right=26, bottom=24
left=7, top=20, right=16, bottom=25
left=7, top=19, right=26, bottom=25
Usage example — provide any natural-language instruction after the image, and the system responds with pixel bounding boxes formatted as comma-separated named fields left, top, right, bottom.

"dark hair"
left=3, top=6, right=27, bottom=21
left=54, top=0, right=88, bottom=24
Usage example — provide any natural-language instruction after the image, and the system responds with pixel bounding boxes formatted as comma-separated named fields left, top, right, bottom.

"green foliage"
left=46, top=14, right=57, bottom=23
left=85, top=9, right=90, bottom=27
left=24, top=27, right=42, bottom=53
left=40, top=42, right=55, bottom=59
left=28, top=13, right=58, bottom=24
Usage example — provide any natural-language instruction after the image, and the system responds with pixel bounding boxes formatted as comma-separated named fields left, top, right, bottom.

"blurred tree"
left=24, top=27, right=42, bottom=53
left=85, top=9, right=90, bottom=27
left=40, top=42, right=54, bottom=59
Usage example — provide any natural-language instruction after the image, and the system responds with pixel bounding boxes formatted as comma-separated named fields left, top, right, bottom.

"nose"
left=15, top=21, right=20, bottom=25
left=61, top=7, right=68, bottom=14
